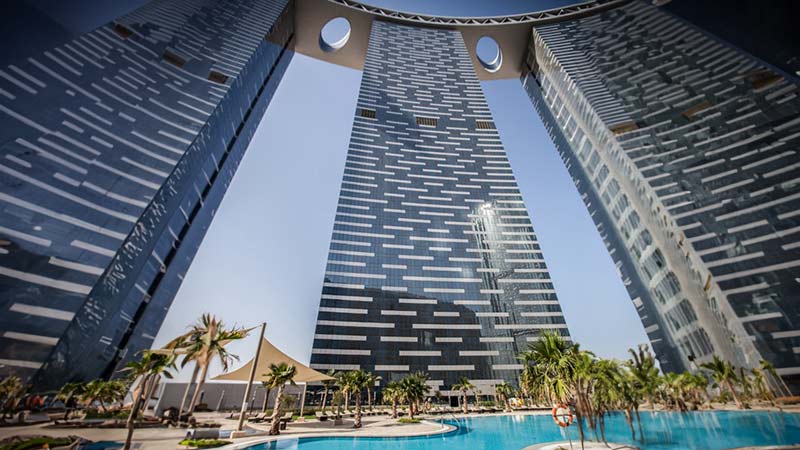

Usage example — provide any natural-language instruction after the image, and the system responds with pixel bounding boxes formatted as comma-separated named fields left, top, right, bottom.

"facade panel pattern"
left=0, top=0, right=294, bottom=389
left=524, top=0, right=800, bottom=380
left=310, top=21, right=569, bottom=393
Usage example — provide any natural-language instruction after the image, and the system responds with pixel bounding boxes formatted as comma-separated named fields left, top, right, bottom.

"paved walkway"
left=0, top=413, right=455, bottom=450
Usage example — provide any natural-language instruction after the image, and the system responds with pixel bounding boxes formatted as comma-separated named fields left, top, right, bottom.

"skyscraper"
left=0, top=0, right=294, bottom=390
left=308, top=21, right=570, bottom=394
left=523, top=0, right=800, bottom=382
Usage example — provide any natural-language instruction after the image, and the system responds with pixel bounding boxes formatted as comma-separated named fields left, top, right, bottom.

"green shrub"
left=0, top=437, right=74, bottom=450
left=398, top=418, right=421, bottom=424
left=178, top=439, right=231, bottom=448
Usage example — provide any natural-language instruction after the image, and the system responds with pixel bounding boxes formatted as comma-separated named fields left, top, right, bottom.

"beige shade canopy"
left=212, top=337, right=334, bottom=383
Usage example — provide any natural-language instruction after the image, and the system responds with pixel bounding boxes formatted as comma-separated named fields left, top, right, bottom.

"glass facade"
left=0, top=0, right=294, bottom=390
left=523, top=0, right=800, bottom=383
left=309, top=21, right=570, bottom=395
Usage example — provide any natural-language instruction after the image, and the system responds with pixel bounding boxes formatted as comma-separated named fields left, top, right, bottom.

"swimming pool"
left=244, top=411, right=800, bottom=450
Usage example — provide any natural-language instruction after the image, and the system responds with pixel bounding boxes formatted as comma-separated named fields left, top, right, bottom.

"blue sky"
left=150, top=0, right=651, bottom=378
left=22, top=0, right=653, bottom=379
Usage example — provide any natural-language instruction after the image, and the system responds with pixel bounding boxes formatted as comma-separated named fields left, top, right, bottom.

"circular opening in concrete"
left=476, top=36, right=502, bottom=73
left=319, top=17, right=351, bottom=53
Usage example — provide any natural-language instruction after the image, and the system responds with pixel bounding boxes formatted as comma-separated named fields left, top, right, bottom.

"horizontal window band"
left=428, top=365, right=474, bottom=371
left=375, top=365, right=409, bottom=371
left=317, top=320, right=394, bottom=329
left=314, top=334, right=366, bottom=341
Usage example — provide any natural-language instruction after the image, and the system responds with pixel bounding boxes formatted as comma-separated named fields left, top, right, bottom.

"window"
left=415, top=116, right=437, bottom=127
left=476, top=120, right=494, bottom=130
left=208, top=70, right=228, bottom=84
left=113, top=23, right=133, bottom=38
left=162, top=50, right=186, bottom=68
left=359, top=108, right=376, bottom=119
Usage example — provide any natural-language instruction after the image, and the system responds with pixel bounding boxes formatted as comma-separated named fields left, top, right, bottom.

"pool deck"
left=523, top=442, right=639, bottom=450
left=0, top=411, right=549, bottom=450
left=227, top=416, right=458, bottom=449
left=2, top=405, right=800, bottom=449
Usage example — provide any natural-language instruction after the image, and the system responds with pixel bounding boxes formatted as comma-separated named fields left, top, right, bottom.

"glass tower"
left=309, top=21, right=570, bottom=394
left=523, top=0, right=800, bottom=382
left=0, top=0, right=294, bottom=390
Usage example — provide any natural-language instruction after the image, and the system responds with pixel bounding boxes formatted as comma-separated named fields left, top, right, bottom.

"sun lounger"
left=279, top=412, right=293, bottom=430
left=249, top=412, right=267, bottom=423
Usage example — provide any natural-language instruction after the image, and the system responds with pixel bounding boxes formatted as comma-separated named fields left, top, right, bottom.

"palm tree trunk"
left=367, top=389, right=372, bottom=412
left=344, top=392, right=350, bottom=411
left=179, top=364, right=200, bottom=418
left=462, top=391, right=468, bottom=414
left=624, top=408, right=635, bottom=440
left=391, top=399, right=398, bottom=419
left=634, top=407, right=644, bottom=442
left=124, top=376, right=148, bottom=450
left=575, top=409, right=586, bottom=450
left=599, top=414, right=607, bottom=445
left=321, top=389, right=328, bottom=413
left=727, top=380, right=743, bottom=409
left=354, top=393, right=362, bottom=428
left=187, top=361, right=210, bottom=415
left=269, top=385, right=285, bottom=435
left=64, top=396, right=73, bottom=420
left=408, top=399, right=414, bottom=420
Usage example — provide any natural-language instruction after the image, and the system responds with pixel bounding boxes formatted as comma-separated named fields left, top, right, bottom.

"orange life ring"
left=552, top=404, right=573, bottom=427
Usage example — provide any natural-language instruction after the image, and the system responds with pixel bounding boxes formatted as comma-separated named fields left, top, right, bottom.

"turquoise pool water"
left=246, top=411, right=800, bottom=450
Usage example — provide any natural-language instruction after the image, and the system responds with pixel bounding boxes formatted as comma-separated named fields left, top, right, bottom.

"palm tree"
left=264, top=363, right=297, bottom=435
left=751, top=367, right=776, bottom=405
left=121, top=351, right=176, bottom=450
left=320, top=370, right=337, bottom=413
left=451, top=377, right=475, bottom=414
left=570, top=347, right=597, bottom=447
left=82, top=380, right=125, bottom=412
left=335, top=371, right=349, bottom=411
left=57, top=382, right=85, bottom=420
left=590, top=359, right=624, bottom=445
left=494, top=382, right=513, bottom=411
left=181, top=314, right=247, bottom=415
left=519, top=332, right=576, bottom=405
left=382, top=381, right=404, bottom=419
left=614, top=367, right=641, bottom=441
left=738, top=368, right=754, bottom=404
left=399, top=372, right=430, bottom=419
left=159, top=328, right=199, bottom=420
left=760, top=360, right=791, bottom=398
left=626, top=344, right=660, bottom=409
left=660, top=372, right=688, bottom=411
left=700, top=355, right=743, bottom=409
left=105, top=381, right=129, bottom=410
left=519, top=333, right=596, bottom=449
left=364, top=372, right=381, bottom=411
left=0, top=376, right=24, bottom=423
left=338, top=370, right=371, bottom=428
left=682, top=372, right=710, bottom=410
